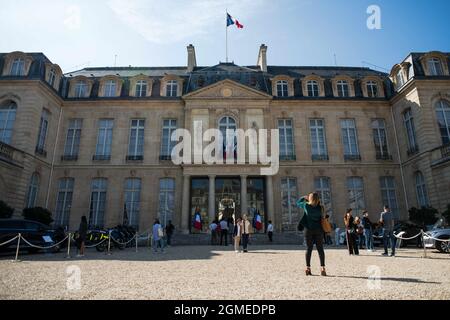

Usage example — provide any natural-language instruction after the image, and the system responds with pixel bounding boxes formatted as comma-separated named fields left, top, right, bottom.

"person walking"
left=76, top=216, right=88, bottom=257
left=344, top=209, right=359, bottom=256
left=165, top=220, right=175, bottom=247
left=322, top=215, right=333, bottom=245
left=362, top=211, right=374, bottom=252
left=267, top=220, right=274, bottom=243
left=241, top=215, right=252, bottom=252
left=209, top=219, right=218, bottom=245
left=233, top=218, right=242, bottom=253
left=152, top=219, right=165, bottom=253
left=380, top=205, right=396, bottom=257
left=297, top=193, right=327, bottom=276
left=219, top=218, right=229, bottom=246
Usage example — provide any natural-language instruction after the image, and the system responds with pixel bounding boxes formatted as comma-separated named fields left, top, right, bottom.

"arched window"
left=276, top=80, right=288, bottom=97
left=54, top=178, right=74, bottom=227
left=428, top=58, right=443, bottom=76
left=104, top=80, right=117, bottom=97
left=396, top=70, right=405, bottom=89
left=135, top=80, right=147, bottom=97
left=0, top=101, right=17, bottom=144
left=74, top=81, right=88, bottom=98
left=307, top=80, right=319, bottom=97
left=337, top=80, right=349, bottom=97
left=366, top=81, right=378, bottom=98
left=166, top=80, right=178, bottom=97
left=89, top=178, right=108, bottom=228
left=124, top=178, right=141, bottom=228
left=10, top=58, right=25, bottom=76
left=415, top=171, right=429, bottom=208
left=26, top=173, right=40, bottom=208
left=48, top=68, right=57, bottom=87
left=219, top=116, right=237, bottom=160
left=435, top=100, right=450, bottom=145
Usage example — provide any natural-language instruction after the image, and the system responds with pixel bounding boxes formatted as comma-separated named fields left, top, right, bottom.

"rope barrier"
left=0, top=235, right=19, bottom=247
left=393, top=231, right=422, bottom=241
left=84, top=238, right=108, bottom=248
left=20, top=235, right=69, bottom=250
left=422, top=233, right=450, bottom=242
left=110, top=234, right=137, bottom=246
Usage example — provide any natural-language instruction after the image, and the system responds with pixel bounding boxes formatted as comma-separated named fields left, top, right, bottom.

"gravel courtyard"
left=1, top=245, right=449, bottom=300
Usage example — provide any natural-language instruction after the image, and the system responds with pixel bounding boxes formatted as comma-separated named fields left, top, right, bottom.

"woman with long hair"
left=77, top=216, right=88, bottom=257
left=297, top=192, right=326, bottom=276
left=344, top=209, right=359, bottom=255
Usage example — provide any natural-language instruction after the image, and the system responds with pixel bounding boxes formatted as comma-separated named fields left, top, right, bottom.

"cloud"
left=107, top=0, right=265, bottom=44
left=64, top=5, right=82, bottom=31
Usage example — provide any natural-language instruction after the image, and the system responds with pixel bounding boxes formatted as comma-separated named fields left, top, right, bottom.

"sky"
left=0, top=0, right=449, bottom=73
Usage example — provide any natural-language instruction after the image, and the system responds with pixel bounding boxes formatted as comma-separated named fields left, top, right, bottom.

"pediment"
left=183, top=79, right=272, bottom=100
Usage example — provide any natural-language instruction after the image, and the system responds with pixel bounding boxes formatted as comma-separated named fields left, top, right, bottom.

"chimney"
left=187, top=44, right=197, bottom=72
left=257, top=44, right=268, bottom=72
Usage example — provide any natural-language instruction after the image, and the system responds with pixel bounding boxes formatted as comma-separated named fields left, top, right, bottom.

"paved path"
left=1, top=245, right=449, bottom=300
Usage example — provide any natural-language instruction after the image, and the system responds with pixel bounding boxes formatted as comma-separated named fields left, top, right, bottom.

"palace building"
left=0, top=45, right=449, bottom=234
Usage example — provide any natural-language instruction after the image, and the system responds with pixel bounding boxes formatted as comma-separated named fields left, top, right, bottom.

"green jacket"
left=297, top=198, right=323, bottom=231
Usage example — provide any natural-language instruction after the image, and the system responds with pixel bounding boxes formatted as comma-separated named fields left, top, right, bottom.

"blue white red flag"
left=227, top=13, right=244, bottom=29
left=193, top=211, right=202, bottom=230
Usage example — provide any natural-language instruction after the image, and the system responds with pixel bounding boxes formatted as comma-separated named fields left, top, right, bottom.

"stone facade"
left=0, top=46, right=449, bottom=235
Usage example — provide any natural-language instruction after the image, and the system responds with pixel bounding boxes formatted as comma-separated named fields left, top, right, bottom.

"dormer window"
left=135, top=80, right=147, bottom=97
left=307, top=81, right=319, bottom=97
left=75, top=81, right=88, bottom=98
left=104, top=80, right=117, bottom=97
left=366, top=81, right=378, bottom=98
left=276, top=80, right=288, bottom=97
left=337, top=80, right=349, bottom=97
left=428, top=58, right=443, bottom=76
left=48, top=68, right=56, bottom=87
left=166, top=80, right=178, bottom=97
left=10, top=58, right=25, bottom=76
left=396, top=70, right=405, bottom=89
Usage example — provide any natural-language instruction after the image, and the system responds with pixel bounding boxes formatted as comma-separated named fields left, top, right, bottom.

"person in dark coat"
left=77, top=216, right=88, bottom=257
left=165, top=220, right=175, bottom=246
left=344, top=209, right=359, bottom=256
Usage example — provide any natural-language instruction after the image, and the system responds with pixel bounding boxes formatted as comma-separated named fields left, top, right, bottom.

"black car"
left=0, top=219, right=66, bottom=253
left=372, top=221, right=423, bottom=248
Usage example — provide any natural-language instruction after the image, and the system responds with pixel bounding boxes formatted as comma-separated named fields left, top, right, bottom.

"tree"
left=0, top=200, right=14, bottom=219
left=408, top=207, right=438, bottom=228
left=22, top=207, right=53, bottom=226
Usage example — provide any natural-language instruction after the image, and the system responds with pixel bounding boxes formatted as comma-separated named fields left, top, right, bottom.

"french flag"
left=254, top=213, right=263, bottom=231
left=227, top=13, right=244, bottom=29
left=193, top=211, right=202, bottom=231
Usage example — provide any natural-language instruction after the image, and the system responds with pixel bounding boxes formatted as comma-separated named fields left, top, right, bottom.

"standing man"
left=165, top=220, right=175, bottom=247
left=219, top=218, right=229, bottom=246
left=362, top=211, right=374, bottom=252
left=380, top=205, right=396, bottom=257
left=241, top=215, right=253, bottom=253
left=267, top=220, right=274, bottom=243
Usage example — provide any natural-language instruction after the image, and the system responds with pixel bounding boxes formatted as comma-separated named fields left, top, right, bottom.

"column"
left=208, top=175, right=216, bottom=223
left=266, top=175, right=275, bottom=224
left=181, top=174, right=191, bottom=234
left=240, top=175, right=248, bottom=216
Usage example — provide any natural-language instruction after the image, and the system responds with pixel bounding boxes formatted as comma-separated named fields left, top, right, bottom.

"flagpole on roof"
left=226, top=10, right=228, bottom=63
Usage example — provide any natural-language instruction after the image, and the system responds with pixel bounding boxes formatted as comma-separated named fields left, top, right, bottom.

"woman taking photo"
left=297, top=193, right=326, bottom=276
left=344, top=209, right=359, bottom=255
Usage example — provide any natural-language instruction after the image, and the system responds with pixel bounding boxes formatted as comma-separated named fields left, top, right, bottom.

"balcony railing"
left=61, top=155, right=78, bottom=161
left=279, top=155, right=296, bottom=161
left=92, top=155, right=111, bottom=161
left=344, top=154, right=361, bottom=161
left=0, top=141, right=25, bottom=167
left=0, top=141, right=14, bottom=160
left=126, top=155, right=144, bottom=161
left=312, top=154, right=329, bottom=161
left=376, top=153, right=393, bottom=161
left=159, top=155, right=172, bottom=161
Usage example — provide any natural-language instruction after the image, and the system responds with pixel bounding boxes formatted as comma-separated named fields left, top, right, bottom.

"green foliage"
left=408, top=206, right=438, bottom=227
left=0, top=200, right=14, bottom=219
left=22, top=207, right=53, bottom=226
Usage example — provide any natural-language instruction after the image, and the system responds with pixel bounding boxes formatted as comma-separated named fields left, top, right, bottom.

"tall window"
left=36, top=109, right=49, bottom=155
left=158, top=178, right=175, bottom=227
left=403, top=109, right=418, bottom=154
left=341, top=119, right=360, bottom=160
left=104, top=80, right=117, bottom=97
left=89, top=178, right=107, bottom=227
left=372, top=119, right=390, bottom=159
left=315, top=177, right=332, bottom=216
left=219, top=116, right=237, bottom=160
left=128, top=119, right=145, bottom=160
left=415, top=171, right=429, bottom=208
left=380, top=176, right=399, bottom=220
left=428, top=58, right=443, bottom=76
left=276, top=80, right=288, bottom=97
left=74, top=81, right=88, bottom=98
left=396, top=70, right=405, bottom=89
left=337, top=80, right=349, bottom=97
left=435, top=100, right=450, bottom=145
left=10, top=58, right=25, bottom=76
left=280, top=177, right=299, bottom=231
left=26, top=173, right=40, bottom=208
left=94, top=119, right=114, bottom=160
left=135, top=80, right=147, bottom=97
left=48, top=68, right=56, bottom=87
left=310, top=119, right=328, bottom=160
left=0, top=101, right=17, bottom=144
left=63, top=119, right=82, bottom=160
left=347, top=177, right=365, bottom=216
left=366, top=81, right=378, bottom=97
left=161, top=119, right=177, bottom=159
left=278, top=119, right=295, bottom=160
left=307, top=80, right=319, bottom=97
left=54, top=178, right=74, bottom=227
left=166, top=80, right=178, bottom=97
left=124, top=178, right=141, bottom=228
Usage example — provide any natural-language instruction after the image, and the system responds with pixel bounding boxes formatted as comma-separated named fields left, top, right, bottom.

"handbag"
left=158, top=227, right=164, bottom=238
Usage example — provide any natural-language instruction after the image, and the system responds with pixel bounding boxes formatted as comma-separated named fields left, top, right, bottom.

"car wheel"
left=436, top=240, right=450, bottom=253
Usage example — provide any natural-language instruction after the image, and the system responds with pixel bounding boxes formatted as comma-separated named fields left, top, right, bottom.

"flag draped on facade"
left=193, top=210, right=202, bottom=231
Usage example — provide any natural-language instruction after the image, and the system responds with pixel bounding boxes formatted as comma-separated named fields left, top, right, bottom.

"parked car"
left=423, top=218, right=450, bottom=253
left=0, top=219, right=66, bottom=253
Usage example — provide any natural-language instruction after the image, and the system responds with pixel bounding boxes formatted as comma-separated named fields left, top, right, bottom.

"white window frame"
left=347, top=177, right=366, bottom=216
left=380, top=176, right=399, bottom=220
left=341, top=119, right=360, bottom=157
left=403, top=109, right=418, bottom=153
left=128, top=119, right=145, bottom=157
left=64, top=119, right=82, bottom=157
left=415, top=172, right=429, bottom=208
left=435, top=100, right=450, bottom=145
left=366, top=81, right=378, bottom=97
left=48, top=68, right=57, bottom=87
left=161, top=119, right=177, bottom=157
left=26, top=173, right=40, bottom=208
left=158, top=178, right=175, bottom=227
left=54, top=178, right=74, bottom=227
left=281, top=177, right=298, bottom=225
left=36, top=109, right=49, bottom=152
left=278, top=119, right=295, bottom=159
left=396, top=70, right=405, bottom=89
left=89, top=178, right=107, bottom=227
left=428, top=58, right=443, bottom=76
left=124, top=178, right=141, bottom=228
left=104, top=80, right=117, bottom=97
left=135, top=80, right=147, bottom=97
left=276, top=80, right=288, bottom=97
left=166, top=80, right=178, bottom=97
left=309, top=119, right=328, bottom=158
left=0, top=101, right=17, bottom=144
left=95, top=119, right=114, bottom=157
left=74, top=81, right=88, bottom=98
left=219, top=116, right=237, bottom=159
left=372, top=119, right=390, bottom=158
left=337, top=80, right=349, bottom=97
left=10, top=58, right=25, bottom=76
left=307, top=80, right=319, bottom=97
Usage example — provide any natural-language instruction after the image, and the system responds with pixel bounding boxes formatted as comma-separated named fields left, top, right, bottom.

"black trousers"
left=242, top=234, right=250, bottom=251
left=304, top=228, right=325, bottom=267
left=347, top=231, right=359, bottom=255
left=220, top=230, right=228, bottom=246
left=268, top=232, right=273, bottom=242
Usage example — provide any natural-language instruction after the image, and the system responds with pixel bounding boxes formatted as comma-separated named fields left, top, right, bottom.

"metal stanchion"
left=422, top=230, right=427, bottom=258
left=14, top=233, right=21, bottom=262
left=66, top=233, right=71, bottom=258
left=135, top=232, right=138, bottom=252
left=107, top=230, right=112, bottom=255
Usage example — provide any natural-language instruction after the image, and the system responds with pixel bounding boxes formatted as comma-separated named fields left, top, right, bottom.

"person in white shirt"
left=152, top=219, right=164, bottom=253
left=209, top=220, right=218, bottom=245
left=219, top=218, right=229, bottom=246
left=267, top=220, right=274, bottom=243
left=233, top=218, right=242, bottom=253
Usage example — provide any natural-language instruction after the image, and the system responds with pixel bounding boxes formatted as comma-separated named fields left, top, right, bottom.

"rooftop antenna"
left=361, top=61, right=390, bottom=72
left=333, top=54, right=338, bottom=67
left=114, top=55, right=118, bottom=67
